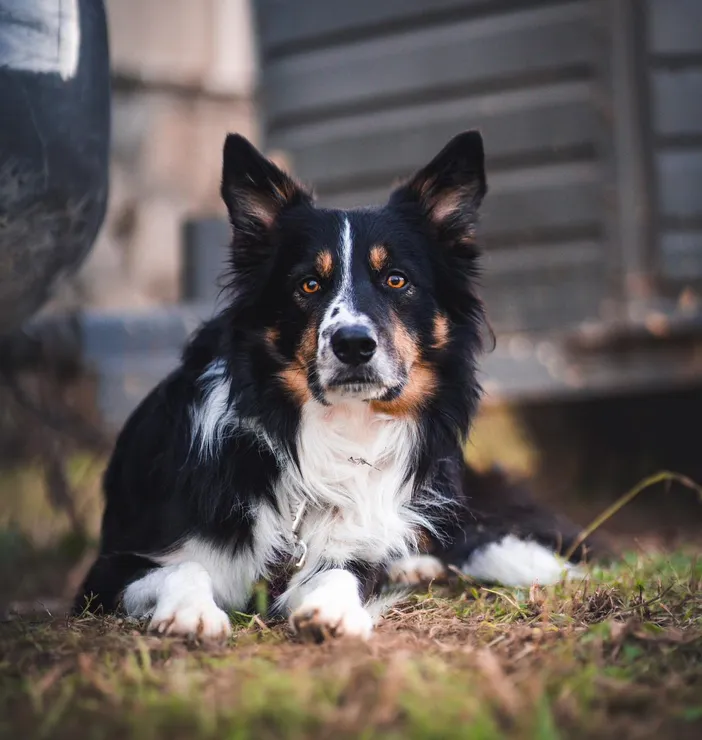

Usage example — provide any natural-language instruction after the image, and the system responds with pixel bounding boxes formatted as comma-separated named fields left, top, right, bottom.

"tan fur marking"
left=370, top=316, right=437, bottom=416
left=369, top=245, right=389, bottom=272
left=276, top=325, right=317, bottom=406
left=392, top=319, right=420, bottom=367
left=237, top=191, right=277, bottom=228
left=371, top=362, right=437, bottom=417
left=414, top=174, right=437, bottom=199
left=433, top=314, right=450, bottom=349
left=430, top=189, right=463, bottom=222
left=408, top=175, right=479, bottom=230
left=237, top=167, right=308, bottom=228
left=297, top=324, right=317, bottom=366
left=417, top=528, right=434, bottom=553
left=315, top=250, right=334, bottom=279
left=279, top=365, right=312, bottom=404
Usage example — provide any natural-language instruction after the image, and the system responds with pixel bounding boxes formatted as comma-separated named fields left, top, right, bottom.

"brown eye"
left=300, top=278, right=321, bottom=294
left=385, top=273, right=407, bottom=290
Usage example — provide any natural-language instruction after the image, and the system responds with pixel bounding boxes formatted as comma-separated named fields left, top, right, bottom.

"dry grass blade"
left=565, top=471, right=702, bottom=560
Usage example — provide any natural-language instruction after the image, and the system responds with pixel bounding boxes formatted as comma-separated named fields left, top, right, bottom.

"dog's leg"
left=386, top=554, right=448, bottom=586
left=73, top=553, right=156, bottom=614
left=387, top=464, right=597, bottom=590
left=285, top=569, right=374, bottom=642
left=386, top=539, right=582, bottom=589
left=123, top=562, right=232, bottom=641
left=456, top=534, right=584, bottom=586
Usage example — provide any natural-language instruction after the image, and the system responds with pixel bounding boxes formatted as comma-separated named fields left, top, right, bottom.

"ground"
left=1, top=552, right=700, bottom=740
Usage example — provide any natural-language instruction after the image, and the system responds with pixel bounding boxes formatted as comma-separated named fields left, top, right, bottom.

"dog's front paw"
left=148, top=598, right=232, bottom=642
left=290, top=601, right=373, bottom=643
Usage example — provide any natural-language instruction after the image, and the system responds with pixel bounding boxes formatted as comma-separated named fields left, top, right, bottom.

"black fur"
left=75, top=132, right=594, bottom=620
left=426, top=465, right=596, bottom=569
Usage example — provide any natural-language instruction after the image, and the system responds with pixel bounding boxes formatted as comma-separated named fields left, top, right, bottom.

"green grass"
left=1, top=551, right=700, bottom=740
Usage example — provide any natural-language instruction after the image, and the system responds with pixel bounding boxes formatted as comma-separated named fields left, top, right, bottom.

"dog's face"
left=221, top=133, right=486, bottom=415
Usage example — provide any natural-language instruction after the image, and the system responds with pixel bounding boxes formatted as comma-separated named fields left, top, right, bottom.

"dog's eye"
left=300, top=278, right=321, bottom=295
left=385, top=273, right=408, bottom=290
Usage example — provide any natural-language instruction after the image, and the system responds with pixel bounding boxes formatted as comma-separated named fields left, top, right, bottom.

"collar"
left=288, top=495, right=308, bottom=570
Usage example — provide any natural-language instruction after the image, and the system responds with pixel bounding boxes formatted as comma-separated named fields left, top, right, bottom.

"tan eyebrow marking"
left=315, top=250, right=334, bottom=278
left=369, top=245, right=389, bottom=272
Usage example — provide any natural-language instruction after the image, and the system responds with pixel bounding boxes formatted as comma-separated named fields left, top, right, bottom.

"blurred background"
left=0, top=0, right=701, bottom=617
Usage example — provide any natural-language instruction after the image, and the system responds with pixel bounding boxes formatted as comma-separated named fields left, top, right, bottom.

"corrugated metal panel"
left=647, top=0, right=702, bottom=284
left=254, top=0, right=609, bottom=334
left=257, top=0, right=475, bottom=54
left=653, top=70, right=702, bottom=137
left=263, top=4, right=595, bottom=125
left=273, top=82, right=596, bottom=196
left=648, top=0, right=702, bottom=54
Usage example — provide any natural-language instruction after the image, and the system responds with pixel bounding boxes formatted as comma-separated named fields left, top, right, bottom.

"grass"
left=1, top=551, right=700, bottom=740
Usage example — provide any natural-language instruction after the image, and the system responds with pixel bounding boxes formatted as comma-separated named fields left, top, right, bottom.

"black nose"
left=331, top=325, right=377, bottom=365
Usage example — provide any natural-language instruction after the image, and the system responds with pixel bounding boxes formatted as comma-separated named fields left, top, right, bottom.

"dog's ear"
left=221, top=134, right=312, bottom=236
left=389, top=131, right=486, bottom=245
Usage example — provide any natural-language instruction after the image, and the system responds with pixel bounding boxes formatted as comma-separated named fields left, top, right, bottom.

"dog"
left=75, top=131, right=592, bottom=642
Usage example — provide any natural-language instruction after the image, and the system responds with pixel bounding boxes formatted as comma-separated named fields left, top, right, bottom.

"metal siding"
left=257, top=0, right=475, bottom=54
left=481, top=266, right=604, bottom=332
left=658, top=151, right=702, bottom=222
left=279, top=82, right=597, bottom=190
left=263, top=4, right=596, bottom=124
left=660, top=232, right=702, bottom=281
left=653, top=69, right=702, bottom=137
left=648, top=0, right=702, bottom=54
left=255, top=0, right=609, bottom=333
left=647, top=0, right=702, bottom=284
left=481, top=163, right=601, bottom=242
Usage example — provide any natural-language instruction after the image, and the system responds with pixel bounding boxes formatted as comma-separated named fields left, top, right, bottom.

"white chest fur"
left=275, top=400, right=428, bottom=567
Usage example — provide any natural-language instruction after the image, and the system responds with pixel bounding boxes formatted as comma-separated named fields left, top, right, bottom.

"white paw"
left=148, top=598, right=232, bottom=641
left=462, top=536, right=585, bottom=587
left=387, top=555, right=447, bottom=586
left=290, top=600, right=374, bottom=643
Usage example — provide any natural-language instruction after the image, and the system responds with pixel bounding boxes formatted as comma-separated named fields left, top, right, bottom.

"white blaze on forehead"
left=319, top=216, right=373, bottom=338
left=339, top=216, right=353, bottom=297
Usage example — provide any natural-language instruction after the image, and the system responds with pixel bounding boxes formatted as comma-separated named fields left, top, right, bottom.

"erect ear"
left=389, top=130, right=486, bottom=243
left=220, top=134, right=313, bottom=235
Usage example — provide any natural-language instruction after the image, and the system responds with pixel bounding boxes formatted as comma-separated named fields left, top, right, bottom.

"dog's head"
left=221, top=132, right=487, bottom=415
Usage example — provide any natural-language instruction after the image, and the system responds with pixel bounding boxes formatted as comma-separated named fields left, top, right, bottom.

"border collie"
left=75, top=132, right=592, bottom=642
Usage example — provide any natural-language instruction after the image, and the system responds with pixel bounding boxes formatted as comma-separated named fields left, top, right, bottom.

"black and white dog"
left=76, top=132, right=591, bottom=642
